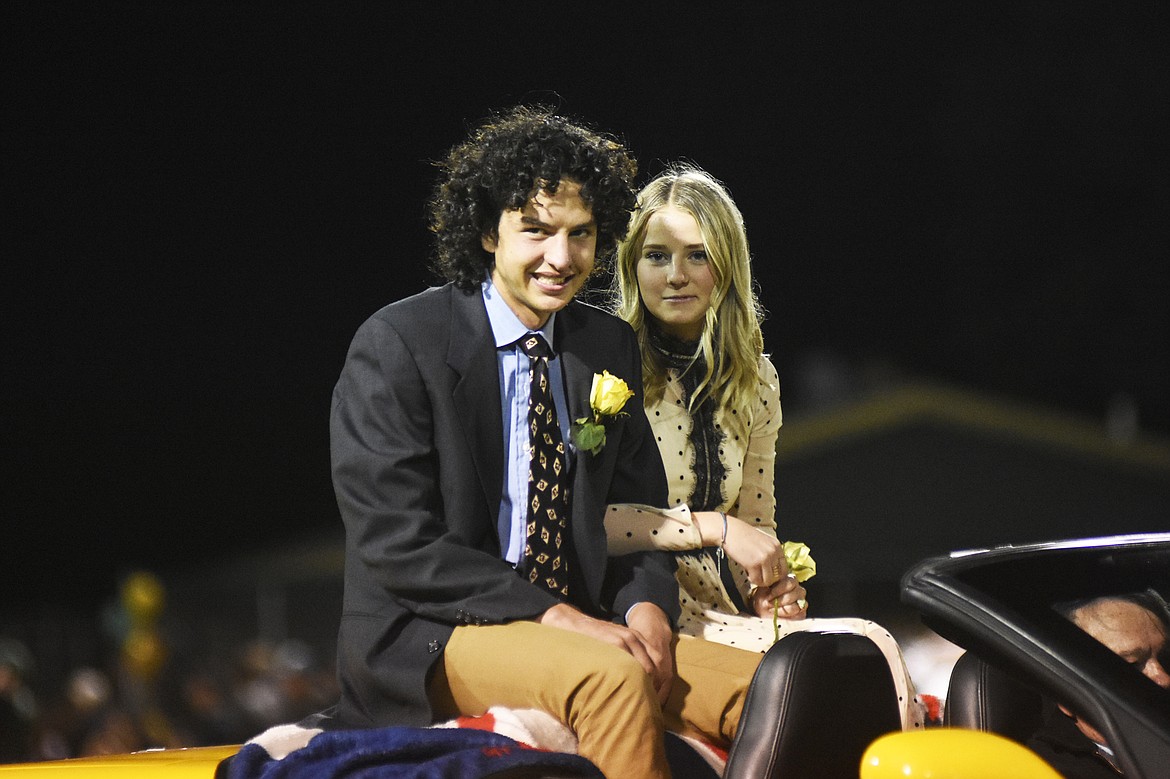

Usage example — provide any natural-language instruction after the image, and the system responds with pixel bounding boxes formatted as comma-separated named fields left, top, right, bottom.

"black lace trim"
left=650, top=329, right=748, bottom=612
left=648, top=328, right=726, bottom=513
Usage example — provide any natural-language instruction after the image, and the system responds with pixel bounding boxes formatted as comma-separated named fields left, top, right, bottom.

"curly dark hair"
left=428, top=105, right=638, bottom=290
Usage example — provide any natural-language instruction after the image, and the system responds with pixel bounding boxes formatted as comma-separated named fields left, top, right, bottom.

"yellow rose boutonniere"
left=570, top=371, right=635, bottom=455
left=774, top=541, right=817, bottom=643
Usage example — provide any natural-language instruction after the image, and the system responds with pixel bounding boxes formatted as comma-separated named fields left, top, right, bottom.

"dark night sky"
left=3, top=3, right=1168, bottom=611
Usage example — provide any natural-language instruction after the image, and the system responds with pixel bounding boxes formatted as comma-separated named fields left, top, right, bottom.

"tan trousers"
left=428, top=621, right=762, bottom=778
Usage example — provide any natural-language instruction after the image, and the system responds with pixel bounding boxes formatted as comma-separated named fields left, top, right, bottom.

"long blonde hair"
left=614, top=165, right=765, bottom=443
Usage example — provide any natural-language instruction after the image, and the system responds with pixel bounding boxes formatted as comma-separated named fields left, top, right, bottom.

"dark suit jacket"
left=329, top=283, right=679, bottom=728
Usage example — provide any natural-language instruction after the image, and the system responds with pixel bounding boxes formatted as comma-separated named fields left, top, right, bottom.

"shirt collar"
left=482, top=278, right=557, bottom=352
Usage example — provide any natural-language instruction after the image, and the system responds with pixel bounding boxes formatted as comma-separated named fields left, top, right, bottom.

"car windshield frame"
left=902, top=532, right=1170, bottom=778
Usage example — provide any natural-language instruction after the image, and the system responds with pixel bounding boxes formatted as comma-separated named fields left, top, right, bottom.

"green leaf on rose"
left=570, top=419, right=606, bottom=456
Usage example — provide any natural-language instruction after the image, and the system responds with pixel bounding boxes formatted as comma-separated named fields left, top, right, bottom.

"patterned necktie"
left=518, top=333, right=570, bottom=597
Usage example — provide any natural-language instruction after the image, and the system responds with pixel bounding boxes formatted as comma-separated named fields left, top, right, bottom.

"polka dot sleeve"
left=604, top=503, right=703, bottom=555
left=730, top=356, right=781, bottom=537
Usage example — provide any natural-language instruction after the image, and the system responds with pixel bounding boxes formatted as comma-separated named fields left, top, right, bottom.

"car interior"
left=902, top=532, right=1170, bottom=777
left=724, top=630, right=902, bottom=779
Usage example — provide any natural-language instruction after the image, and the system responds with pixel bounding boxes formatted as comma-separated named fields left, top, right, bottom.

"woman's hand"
left=696, top=511, right=787, bottom=587
left=749, top=574, right=808, bottom=621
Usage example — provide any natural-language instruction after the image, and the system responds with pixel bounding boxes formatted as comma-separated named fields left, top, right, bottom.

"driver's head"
left=1055, top=591, right=1170, bottom=747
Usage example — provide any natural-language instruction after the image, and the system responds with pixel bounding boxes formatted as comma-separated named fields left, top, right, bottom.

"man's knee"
left=570, top=646, right=658, bottom=710
left=556, top=648, right=663, bottom=744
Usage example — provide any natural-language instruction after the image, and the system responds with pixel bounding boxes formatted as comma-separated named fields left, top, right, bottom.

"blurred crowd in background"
left=0, top=571, right=338, bottom=764
left=1, top=566, right=966, bottom=766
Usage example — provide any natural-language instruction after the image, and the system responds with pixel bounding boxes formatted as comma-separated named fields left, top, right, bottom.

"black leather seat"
left=723, top=631, right=903, bottom=779
left=943, top=650, right=1048, bottom=744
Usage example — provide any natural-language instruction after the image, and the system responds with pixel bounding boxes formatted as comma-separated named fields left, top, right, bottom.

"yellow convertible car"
left=3, top=533, right=1167, bottom=778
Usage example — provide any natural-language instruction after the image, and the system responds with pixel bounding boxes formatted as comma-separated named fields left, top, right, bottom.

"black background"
left=4, top=3, right=1168, bottom=614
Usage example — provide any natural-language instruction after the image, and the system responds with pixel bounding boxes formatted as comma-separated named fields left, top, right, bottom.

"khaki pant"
left=428, top=621, right=762, bottom=778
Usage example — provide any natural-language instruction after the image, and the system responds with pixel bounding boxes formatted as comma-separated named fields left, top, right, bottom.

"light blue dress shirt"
left=482, top=280, right=575, bottom=565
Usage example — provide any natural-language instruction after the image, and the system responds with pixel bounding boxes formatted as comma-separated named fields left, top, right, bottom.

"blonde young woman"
left=605, top=165, right=923, bottom=730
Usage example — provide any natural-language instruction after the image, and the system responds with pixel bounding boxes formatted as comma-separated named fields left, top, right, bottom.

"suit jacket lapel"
left=447, top=287, right=504, bottom=517
left=555, top=301, right=610, bottom=601
left=558, top=343, right=592, bottom=433
left=555, top=303, right=603, bottom=464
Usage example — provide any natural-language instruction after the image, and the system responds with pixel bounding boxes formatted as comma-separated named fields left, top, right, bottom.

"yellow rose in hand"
left=590, top=371, right=635, bottom=417
left=774, top=541, right=817, bottom=642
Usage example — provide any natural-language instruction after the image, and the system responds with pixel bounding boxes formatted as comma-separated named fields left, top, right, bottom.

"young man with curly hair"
left=326, top=106, right=764, bottom=777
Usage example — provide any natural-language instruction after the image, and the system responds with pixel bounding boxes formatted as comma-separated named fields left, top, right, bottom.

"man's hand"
left=749, top=574, right=807, bottom=620
left=625, top=602, right=675, bottom=704
left=537, top=602, right=675, bottom=704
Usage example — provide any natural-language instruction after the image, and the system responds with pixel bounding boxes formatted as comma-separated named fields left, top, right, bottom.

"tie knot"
left=519, top=333, right=552, bottom=360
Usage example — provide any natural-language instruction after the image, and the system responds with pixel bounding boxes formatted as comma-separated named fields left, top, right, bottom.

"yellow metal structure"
left=0, top=746, right=237, bottom=777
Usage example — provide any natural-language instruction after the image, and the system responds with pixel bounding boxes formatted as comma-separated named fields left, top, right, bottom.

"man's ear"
left=481, top=231, right=498, bottom=254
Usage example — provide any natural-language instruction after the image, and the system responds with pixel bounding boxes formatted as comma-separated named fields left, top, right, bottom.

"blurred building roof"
left=775, top=382, right=1170, bottom=617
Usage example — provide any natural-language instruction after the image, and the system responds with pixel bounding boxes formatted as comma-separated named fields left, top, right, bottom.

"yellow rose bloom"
left=783, top=541, right=817, bottom=582
left=590, top=371, right=634, bottom=417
